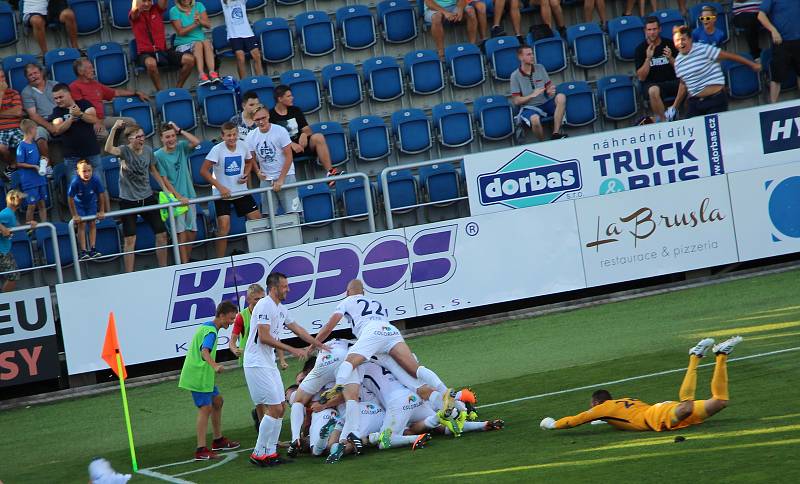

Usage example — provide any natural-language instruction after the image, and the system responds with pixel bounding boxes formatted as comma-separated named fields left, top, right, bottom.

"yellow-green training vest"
left=238, top=307, right=252, bottom=367
left=178, top=323, right=218, bottom=392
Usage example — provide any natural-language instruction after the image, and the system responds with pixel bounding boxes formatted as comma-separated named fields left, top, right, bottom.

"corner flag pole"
left=116, top=350, right=138, bottom=472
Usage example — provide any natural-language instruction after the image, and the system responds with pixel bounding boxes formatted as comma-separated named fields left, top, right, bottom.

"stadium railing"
left=2, top=223, right=65, bottom=284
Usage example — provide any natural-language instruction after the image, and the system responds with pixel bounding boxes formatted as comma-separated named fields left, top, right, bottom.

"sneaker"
left=437, top=408, right=465, bottom=437
left=346, top=432, right=363, bottom=456
left=265, top=453, right=287, bottom=466
left=458, top=388, right=477, bottom=405
left=377, top=428, right=392, bottom=450
left=713, top=336, right=743, bottom=355
left=209, top=71, right=222, bottom=84
left=249, top=453, right=269, bottom=467
left=665, top=106, right=677, bottom=122
left=490, top=25, right=506, bottom=38
left=411, top=433, right=431, bottom=451
left=319, top=384, right=343, bottom=404
left=211, top=437, right=240, bottom=451
left=319, top=417, right=337, bottom=441
left=89, top=248, right=102, bottom=259
left=689, top=337, right=715, bottom=357
left=198, top=73, right=211, bottom=86
left=194, top=447, right=220, bottom=461
left=287, top=439, right=301, bottom=458
left=326, top=167, right=344, bottom=187
left=551, top=132, right=569, bottom=140
left=326, top=442, right=345, bottom=464
left=485, top=419, right=505, bottom=431
left=79, top=250, right=91, bottom=261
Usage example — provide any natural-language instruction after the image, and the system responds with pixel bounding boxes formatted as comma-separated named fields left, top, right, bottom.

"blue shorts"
left=24, top=185, right=48, bottom=205
left=191, top=385, right=220, bottom=407
left=517, top=98, right=556, bottom=126
left=229, top=36, right=259, bottom=53
left=76, top=202, right=98, bottom=218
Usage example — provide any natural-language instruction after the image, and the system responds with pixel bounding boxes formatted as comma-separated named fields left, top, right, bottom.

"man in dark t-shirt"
left=634, top=16, right=682, bottom=122
left=49, top=83, right=105, bottom=187
left=269, top=85, right=341, bottom=184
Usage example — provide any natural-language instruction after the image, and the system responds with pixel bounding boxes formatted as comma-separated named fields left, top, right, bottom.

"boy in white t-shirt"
left=201, top=122, right=261, bottom=258
left=244, top=107, right=301, bottom=215
left=221, top=0, right=264, bottom=79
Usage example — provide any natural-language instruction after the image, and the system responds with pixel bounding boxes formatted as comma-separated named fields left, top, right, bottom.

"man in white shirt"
left=245, top=106, right=301, bottom=216
left=245, top=272, right=329, bottom=467
left=201, top=122, right=261, bottom=258
left=221, top=0, right=264, bottom=79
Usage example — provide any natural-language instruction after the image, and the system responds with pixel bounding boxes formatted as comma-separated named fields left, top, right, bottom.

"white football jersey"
left=244, top=296, right=292, bottom=368
left=360, top=361, right=407, bottom=409
left=333, top=295, right=390, bottom=338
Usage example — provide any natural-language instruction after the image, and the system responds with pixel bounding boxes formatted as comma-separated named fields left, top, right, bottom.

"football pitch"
left=3, top=268, right=800, bottom=483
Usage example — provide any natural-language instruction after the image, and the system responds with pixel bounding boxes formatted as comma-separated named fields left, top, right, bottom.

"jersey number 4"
left=357, top=299, right=389, bottom=318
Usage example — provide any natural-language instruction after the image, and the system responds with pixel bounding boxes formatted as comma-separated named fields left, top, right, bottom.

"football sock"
left=335, top=361, right=354, bottom=386
left=390, top=434, right=420, bottom=447
left=711, top=354, right=729, bottom=400
left=254, top=415, right=276, bottom=456
left=290, top=402, right=305, bottom=442
left=424, top=414, right=440, bottom=429
left=312, top=433, right=329, bottom=456
left=267, top=415, right=282, bottom=455
left=339, top=400, right=360, bottom=443
left=679, top=355, right=700, bottom=401
left=416, top=366, right=446, bottom=393
left=462, top=421, right=487, bottom=433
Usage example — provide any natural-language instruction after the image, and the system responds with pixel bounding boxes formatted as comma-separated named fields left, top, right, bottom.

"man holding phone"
left=635, top=16, right=681, bottom=122
left=510, top=45, right=568, bottom=142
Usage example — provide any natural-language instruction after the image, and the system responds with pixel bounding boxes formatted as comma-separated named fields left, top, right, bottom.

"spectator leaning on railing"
left=67, top=159, right=109, bottom=260
left=0, top=189, right=24, bottom=293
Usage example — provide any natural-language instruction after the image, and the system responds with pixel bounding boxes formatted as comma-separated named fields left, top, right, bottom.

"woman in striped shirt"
left=672, top=25, right=761, bottom=118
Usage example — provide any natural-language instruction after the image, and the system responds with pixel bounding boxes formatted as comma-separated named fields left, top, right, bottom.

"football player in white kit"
left=245, top=272, right=329, bottom=467
left=313, top=279, right=453, bottom=458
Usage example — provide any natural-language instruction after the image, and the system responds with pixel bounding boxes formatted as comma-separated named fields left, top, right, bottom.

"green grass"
left=3, top=269, right=800, bottom=483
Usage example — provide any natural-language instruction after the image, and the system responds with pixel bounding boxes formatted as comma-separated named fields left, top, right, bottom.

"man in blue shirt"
left=692, top=5, right=725, bottom=47
left=758, top=0, right=800, bottom=102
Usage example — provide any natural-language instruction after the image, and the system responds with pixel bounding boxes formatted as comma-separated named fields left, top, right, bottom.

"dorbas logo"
left=759, top=105, right=800, bottom=154
left=766, top=176, right=800, bottom=242
left=477, top=149, right=581, bottom=208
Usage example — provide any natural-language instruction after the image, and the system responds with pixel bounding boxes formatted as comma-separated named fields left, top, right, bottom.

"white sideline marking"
left=479, top=346, right=800, bottom=409
left=139, top=346, right=800, bottom=482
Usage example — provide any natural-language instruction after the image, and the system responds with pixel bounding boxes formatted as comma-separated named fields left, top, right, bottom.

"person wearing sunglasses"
left=691, top=5, right=725, bottom=47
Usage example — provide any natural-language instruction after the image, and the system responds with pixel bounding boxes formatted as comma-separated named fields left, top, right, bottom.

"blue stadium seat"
left=156, top=88, right=197, bottom=131
left=391, top=108, right=432, bottom=155
left=193, top=210, right=208, bottom=246
left=363, top=56, right=404, bottom=102
left=597, top=75, right=638, bottom=121
left=276, top=0, right=303, bottom=4
left=419, top=162, right=459, bottom=205
left=36, top=222, right=74, bottom=267
left=310, top=122, right=349, bottom=167
left=113, top=96, right=155, bottom=137
left=567, top=23, right=608, bottom=68
left=135, top=215, right=156, bottom=252
left=295, top=11, right=336, bottom=56
left=102, top=156, right=121, bottom=200
left=279, top=69, right=321, bottom=114
left=211, top=25, right=234, bottom=58
left=485, top=36, right=521, bottom=81
left=762, top=48, right=797, bottom=92
left=445, top=43, right=485, bottom=88
left=3, top=54, right=38, bottom=92
left=689, top=2, right=728, bottom=43
left=107, top=0, right=132, bottom=29
left=196, top=84, right=239, bottom=127
left=722, top=53, right=761, bottom=98
left=381, top=169, right=417, bottom=213
left=129, top=39, right=145, bottom=76
left=254, top=17, right=294, bottom=63
left=299, top=182, right=335, bottom=225
left=321, top=63, right=363, bottom=109
left=557, top=81, right=597, bottom=127
left=94, top=219, right=122, bottom=260
left=240, top=75, right=276, bottom=109
left=45, top=48, right=82, bottom=84
left=531, top=35, right=568, bottom=74
left=432, top=102, right=473, bottom=148
left=199, top=0, right=223, bottom=16
left=189, top=141, right=214, bottom=187
left=474, top=95, right=514, bottom=141
left=654, top=9, right=686, bottom=39
left=10, top=231, right=34, bottom=271
left=68, top=0, right=103, bottom=35
left=51, top=163, right=68, bottom=205
left=245, top=0, right=265, bottom=10
left=336, top=176, right=372, bottom=220
left=608, top=16, right=645, bottom=62
left=88, top=42, right=129, bottom=87
left=350, top=115, right=391, bottom=161
left=404, top=49, right=445, bottom=95
left=0, top=1, right=19, bottom=47
left=336, top=5, right=377, bottom=50
left=377, top=0, right=418, bottom=44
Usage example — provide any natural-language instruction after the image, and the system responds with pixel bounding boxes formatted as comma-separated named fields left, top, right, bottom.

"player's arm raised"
left=314, top=312, right=343, bottom=346
left=257, top=324, right=306, bottom=359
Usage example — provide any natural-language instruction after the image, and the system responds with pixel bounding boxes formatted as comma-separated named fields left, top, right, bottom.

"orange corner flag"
left=102, top=312, right=128, bottom=380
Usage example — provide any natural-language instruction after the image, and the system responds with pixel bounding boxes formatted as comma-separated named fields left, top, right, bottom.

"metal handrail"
left=67, top=172, right=375, bottom=280
left=5, top=222, right=64, bottom=284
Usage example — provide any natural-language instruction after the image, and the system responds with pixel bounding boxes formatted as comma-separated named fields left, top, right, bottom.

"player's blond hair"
left=247, top=283, right=265, bottom=297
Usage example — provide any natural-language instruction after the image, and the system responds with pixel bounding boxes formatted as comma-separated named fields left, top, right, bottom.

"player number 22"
left=357, top=299, right=389, bottom=317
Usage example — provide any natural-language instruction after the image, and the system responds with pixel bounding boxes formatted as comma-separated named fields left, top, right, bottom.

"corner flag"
left=102, top=312, right=127, bottom=380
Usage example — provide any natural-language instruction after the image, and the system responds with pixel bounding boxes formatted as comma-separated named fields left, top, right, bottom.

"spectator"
left=533, top=0, right=566, bottom=38
left=269, top=85, right=342, bottom=184
left=583, top=0, right=607, bottom=30
left=245, top=107, right=300, bottom=216
left=67, top=159, right=109, bottom=260
left=231, top=91, right=261, bottom=142
left=221, top=0, right=264, bottom=79
left=635, top=16, right=680, bottom=122
left=154, top=122, right=201, bottom=264
left=105, top=120, right=171, bottom=272
left=49, top=83, right=105, bottom=186
left=0, top=68, right=23, bottom=175
left=424, top=0, right=481, bottom=59
left=510, top=45, right=568, bottom=141
left=130, top=0, right=195, bottom=91
left=0, top=189, right=24, bottom=293
left=201, top=122, right=260, bottom=258
left=70, top=59, right=148, bottom=142
left=468, top=0, right=490, bottom=45
left=733, top=1, right=763, bottom=61
left=758, top=0, right=800, bottom=103
left=21, top=0, right=79, bottom=55
left=15, top=119, right=48, bottom=226
left=624, top=0, right=657, bottom=17
left=21, top=64, right=57, bottom=164
left=672, top=25, right=761, bottom=118
left=171, top=0, right=218, bottom=86
left=692, top=6, right=725, bottom=47
left=490, top=0, right=523, bottom=43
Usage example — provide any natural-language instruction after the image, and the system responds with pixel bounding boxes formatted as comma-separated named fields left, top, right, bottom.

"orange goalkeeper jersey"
left=554, top=397, right=704, bottom=432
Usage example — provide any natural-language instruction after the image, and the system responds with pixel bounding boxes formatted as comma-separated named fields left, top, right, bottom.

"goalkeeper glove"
left=540, top=417, right=556, bottom=430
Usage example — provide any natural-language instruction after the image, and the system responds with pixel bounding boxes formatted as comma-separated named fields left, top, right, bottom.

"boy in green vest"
left=179, top=300, right=241, bottom=460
